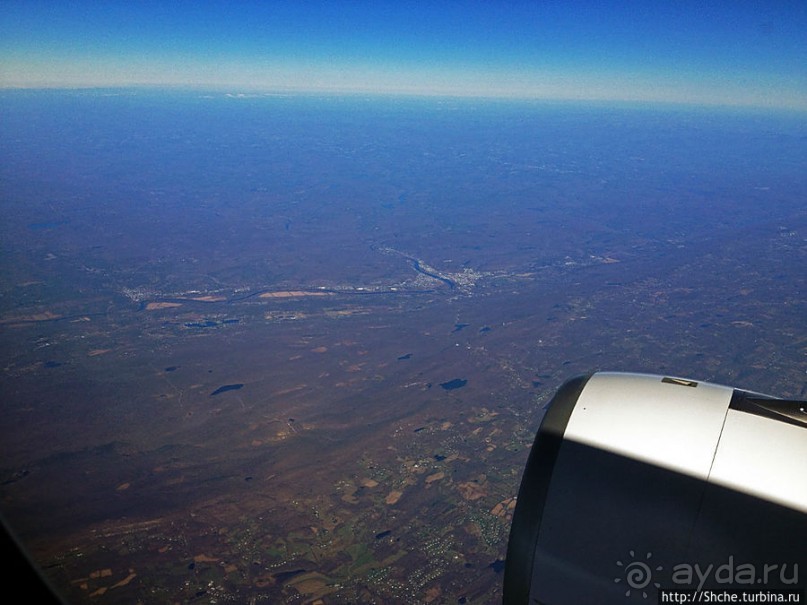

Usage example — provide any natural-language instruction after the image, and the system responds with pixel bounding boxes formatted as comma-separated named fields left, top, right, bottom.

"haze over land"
left=1, top=90, right=805, bottom=603
left=1, top=2, right=806, bottom=603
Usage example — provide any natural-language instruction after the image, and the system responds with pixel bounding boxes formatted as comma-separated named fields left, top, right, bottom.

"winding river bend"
left=411, top=260, right=456, bottom=289
left=125, top=248, right=459, bottom=314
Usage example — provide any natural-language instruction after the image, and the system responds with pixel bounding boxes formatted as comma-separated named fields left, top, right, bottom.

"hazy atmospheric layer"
left=0, top=90, right=805, bottom=603
left=1, top=1, right=806, bottom=110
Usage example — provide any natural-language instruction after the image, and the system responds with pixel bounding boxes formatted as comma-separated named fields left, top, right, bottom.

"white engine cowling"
left=503, top=372, right=807, bottom=604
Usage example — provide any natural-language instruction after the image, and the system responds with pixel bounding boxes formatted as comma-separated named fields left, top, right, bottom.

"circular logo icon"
left=615, top=551, right=662, bottom=598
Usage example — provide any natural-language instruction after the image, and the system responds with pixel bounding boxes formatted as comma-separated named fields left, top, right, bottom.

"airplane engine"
left=503, top=372, right=807, bottom=604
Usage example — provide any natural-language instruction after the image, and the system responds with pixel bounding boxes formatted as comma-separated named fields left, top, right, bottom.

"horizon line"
left=2, top=82, right=806, bottom=114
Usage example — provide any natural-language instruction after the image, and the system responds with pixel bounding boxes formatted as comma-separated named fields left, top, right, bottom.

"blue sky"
left=1, top=1, right=805, bottom=109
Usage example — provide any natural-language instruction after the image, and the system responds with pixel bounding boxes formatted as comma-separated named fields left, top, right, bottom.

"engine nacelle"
left=504, top=372, right=807, bottom=603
